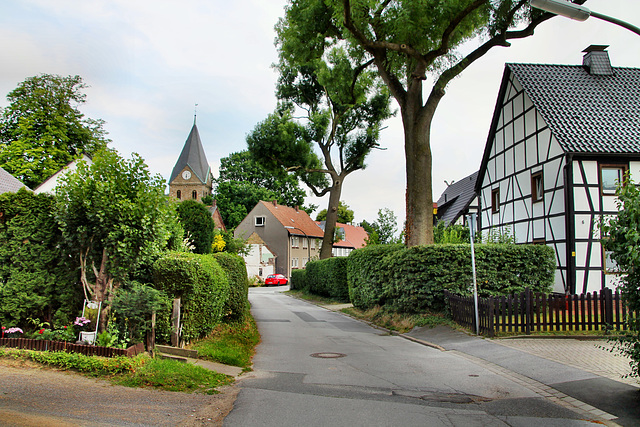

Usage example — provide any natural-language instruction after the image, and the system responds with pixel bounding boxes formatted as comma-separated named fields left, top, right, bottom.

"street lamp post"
left=530, top=0, right=640, bottom=36
left=284, top=225, right=311, bottom=270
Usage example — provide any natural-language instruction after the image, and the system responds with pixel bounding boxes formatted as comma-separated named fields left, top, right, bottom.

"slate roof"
left=0, top=167, right=29, bottom=194
left=507, top=63, right=640, bottom=154
left=169, top=123, right=211, bottom=184
left=317, top=221, right=369, bottom=249
left=436, top=171, right=478, bottom=226
left=261, top=201, right=325, bottom=238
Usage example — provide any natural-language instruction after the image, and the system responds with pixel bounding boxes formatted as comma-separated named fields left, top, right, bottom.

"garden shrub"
left=212, top=252, right=249, bottom=322
left=111, top=282, right=170, bottom=344
left=290, top=269, right=307, bottom=291
left=305, top=258, right=349, bottom=302
left=177, top=200, right=214, bottom=254
left=152, top=252, right=229, bottom=342
left=0, top=189, right=81, bottom=328
left=347, top=244, right=404, bottom=309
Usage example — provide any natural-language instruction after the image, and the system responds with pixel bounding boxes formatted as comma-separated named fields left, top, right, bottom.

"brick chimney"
left=582, top=45, right=613, bottom=76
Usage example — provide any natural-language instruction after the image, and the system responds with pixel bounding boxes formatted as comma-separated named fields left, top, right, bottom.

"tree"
left=361, top=208, right=402, bottom=245
left=55, top=149, right=171, bottom=331
left=248, top=33, right=393, bottom=259
left=214, top=151, right=308, bottom=230
left=601, top=175, right=640, bottom=378
left=177, top=200, right=215, bottom=254
left=0, top=74, right=109, bottom=188
left=277, top=0, right=557, bottom=245
left=316, top=201, right=354, bottom=224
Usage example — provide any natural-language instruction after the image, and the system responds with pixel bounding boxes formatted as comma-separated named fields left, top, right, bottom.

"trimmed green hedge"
left=306, top=258, right=349, bottom=302
left=349, top=244, right=555, bottom=313
left=212, top=252, right=249, bottom=322
left=152, top=252, right=229, bottom=342
left=290, top=269, right=307, bottom=291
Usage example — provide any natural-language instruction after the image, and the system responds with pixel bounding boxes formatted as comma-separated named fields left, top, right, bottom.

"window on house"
left=302, top=257, right=308, bottom=267
left=601, top=165, right=626, bottom=195
left=176, top=190, right=181, bottom=200
left=310, top=238, right=316, bottom=250
left=302, top=237, right=308, bottom=249
left=255, top=216, right=265, bottom=227
left=291, top=236, right=299, bottom=248
left=531, top=171, right=543, bottom=203
left=291, top=257, right=299, bottom=269
left=491, top=188, right=500, bottom=214
left=192, top=190, right=197, bottom=200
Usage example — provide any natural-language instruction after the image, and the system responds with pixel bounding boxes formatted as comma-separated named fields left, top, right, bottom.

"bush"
left=305, top=258, right=349, bottom=302
left=177, top=200, right=214, bottom=254
left=0, top=189, right=81, bottom=328
left=348, top=243, right=555, bottom=313
left=212, top=252, right=249, bottom=322
left=152, top=252, right=229, bottom=342
left=111, top=282, right=170, bottom=344
left=290, top=269, right=307, bottom=291
left=347, top=244, right=404, bottom=310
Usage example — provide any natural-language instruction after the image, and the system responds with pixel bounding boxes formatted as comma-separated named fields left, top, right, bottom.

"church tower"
left=168, top=122, right=213, bottom=201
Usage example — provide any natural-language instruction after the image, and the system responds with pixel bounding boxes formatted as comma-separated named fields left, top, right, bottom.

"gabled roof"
left=260, top=201, right=324, bottom=238
left=436, top=171, right=478, bottom=226
left=34, top=154, right=92, bottom=194
left=0, top=167, right=30, bottom=194
left=506, top=63, right=640, bottom=154
left=169, top=123, right=211, bottom=184
left=317, top=221, right=368, bottom=249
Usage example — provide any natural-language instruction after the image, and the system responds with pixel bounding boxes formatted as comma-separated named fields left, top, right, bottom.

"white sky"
left=1, top=0, right=639, bottom=229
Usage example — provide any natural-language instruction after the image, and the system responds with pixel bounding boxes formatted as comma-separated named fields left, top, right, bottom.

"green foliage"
left=152, top=252, right=230, bottom=343
left=290, top=269, right=308, bottom=291
left=0, top=74, right=109, bottom=188
left=177, top=199, right=214, bottom=254
left=214, top=151, right=307, bottom=230
left=0, top=189, right=81, bottom=328
left=212, top=252, right=249, bottom=322
left=433, top=221, right=470, bottom=244
left=361, top=208, right=402, bottom=245
left=55, top=149, right=172, bottom=320
left=111, top=282, right=170, bottom=344
left=601, top=174, right=640, bottom=377
left=191, top=316, right=260, bottom=369
left=316, top=201, right=355, bottom=224
left=305, top=257, right=349, bottom=302
left=348, top=243, right=555, bottom=312
left=219, top=230, right=249, bottom=256
left=481, top=226, right=517, bottom=244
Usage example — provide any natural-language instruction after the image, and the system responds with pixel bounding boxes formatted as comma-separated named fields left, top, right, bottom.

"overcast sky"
left=1, top=0, right=639, bottom=230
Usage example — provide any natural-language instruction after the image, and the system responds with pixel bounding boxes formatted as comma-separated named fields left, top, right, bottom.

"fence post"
left=171, top=298, right=181, bottom=348
left=146, top=311, right=156, bottom=354
left=604, top=288, right=614, bottom=329
left=488, top=297, right=495, bottom=338
left=525, top=287, right=532, bottom=335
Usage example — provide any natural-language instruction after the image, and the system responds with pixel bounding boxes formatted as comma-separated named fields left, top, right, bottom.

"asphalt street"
left=224, top=286, right=606, bottom=426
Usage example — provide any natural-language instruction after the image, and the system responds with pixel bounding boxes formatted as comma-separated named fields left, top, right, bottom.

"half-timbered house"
left=476, top=46, right=640, bottom=294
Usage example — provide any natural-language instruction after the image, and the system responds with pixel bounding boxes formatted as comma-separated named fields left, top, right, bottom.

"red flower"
left=1, top=326, right=5, bottom=330
left=39, top=329, right=44, bottom=334
left=64, top=326, right=67, bottom=329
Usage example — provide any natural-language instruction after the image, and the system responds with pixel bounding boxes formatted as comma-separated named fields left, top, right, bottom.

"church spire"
left=169, top=121, right=211, bottom=185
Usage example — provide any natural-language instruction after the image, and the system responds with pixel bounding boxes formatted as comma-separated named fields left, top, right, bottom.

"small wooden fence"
left=0, top=338, right=144, bottom=358
left=444, top=288, right=629, bottom=337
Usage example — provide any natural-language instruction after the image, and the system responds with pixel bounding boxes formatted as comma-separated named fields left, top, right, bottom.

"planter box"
left=0, top=338, right=144, bottom=358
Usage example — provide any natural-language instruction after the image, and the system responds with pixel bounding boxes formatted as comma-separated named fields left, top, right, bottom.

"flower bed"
left=0, top=338, right=144, bottom=358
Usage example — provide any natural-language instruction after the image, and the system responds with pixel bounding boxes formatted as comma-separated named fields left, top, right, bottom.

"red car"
left=265, top=274, right=288, bottom=286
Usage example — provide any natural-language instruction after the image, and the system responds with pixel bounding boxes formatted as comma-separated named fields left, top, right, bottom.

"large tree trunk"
left=319, top=177, right=343, bottom=259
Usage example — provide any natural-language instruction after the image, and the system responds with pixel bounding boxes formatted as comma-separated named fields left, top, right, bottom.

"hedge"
left=212, top=252, right=249, bottom=322
left=0, top=189, right=81, bottom=328
left=152, top=252, right=229, bottom=342
left=290, top=269, right=307, bottom=291
left=305, top=258, right=349, bottom=302
left=349, top=244, right=555, bottom=313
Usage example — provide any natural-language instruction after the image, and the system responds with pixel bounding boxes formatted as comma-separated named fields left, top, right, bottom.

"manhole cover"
left=310, top=352, right=347, bottom=359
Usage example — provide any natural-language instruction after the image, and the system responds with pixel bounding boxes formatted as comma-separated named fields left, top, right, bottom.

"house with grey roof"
left=168, top=121, right=213, bottom=202
left=476, top=45, right=640, bottom=294
left=436, top=171, right=478, bottom=226
left=0, top=167, right=30, bottom=194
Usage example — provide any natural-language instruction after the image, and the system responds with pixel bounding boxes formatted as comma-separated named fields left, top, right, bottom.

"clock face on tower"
left=182, top=170, right=191, bottom=180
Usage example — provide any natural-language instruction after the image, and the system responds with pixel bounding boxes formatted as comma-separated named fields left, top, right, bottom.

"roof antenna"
left=444, top=180, right=455, bottom=187
left=194, top=103, right=198, bottom=124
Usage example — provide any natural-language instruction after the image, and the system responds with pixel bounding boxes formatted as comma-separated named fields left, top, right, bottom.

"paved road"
left=224, top=286, right=603, bottom=426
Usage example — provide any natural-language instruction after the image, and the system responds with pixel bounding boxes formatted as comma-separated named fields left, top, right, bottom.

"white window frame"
left=291, top=236, right=299, bottom=248
left=302, top=237, right=308, bottom=249
left=310, top=238, right=316, bottom=249
left=291, top=257, right=299, bottom=268
left=601, top=165, right=626, bottom=195
left=255, top=216, right=266, bottom=227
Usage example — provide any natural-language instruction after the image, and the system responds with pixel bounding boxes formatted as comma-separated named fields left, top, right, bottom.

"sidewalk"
left=404, top=325, right=640, bottom=426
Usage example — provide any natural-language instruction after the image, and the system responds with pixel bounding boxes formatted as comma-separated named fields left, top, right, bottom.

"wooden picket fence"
left=0, top=337, right=144, bottom=358
left=444, top=288, right=629, bottom=337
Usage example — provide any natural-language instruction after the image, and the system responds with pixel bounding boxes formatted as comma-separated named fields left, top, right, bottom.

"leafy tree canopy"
left=316, top=201, right=354, bottom=224
left=55, top=149, right=171, bottom=330
left=0, top=74, right=109, bottom=188
left=276, top=0, right=555, bottom=245
left=214, top=151, right=308, bottom=230
left=361, top=208, right=402, bottom=245
left=177, top=199, right=215, bottom=254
